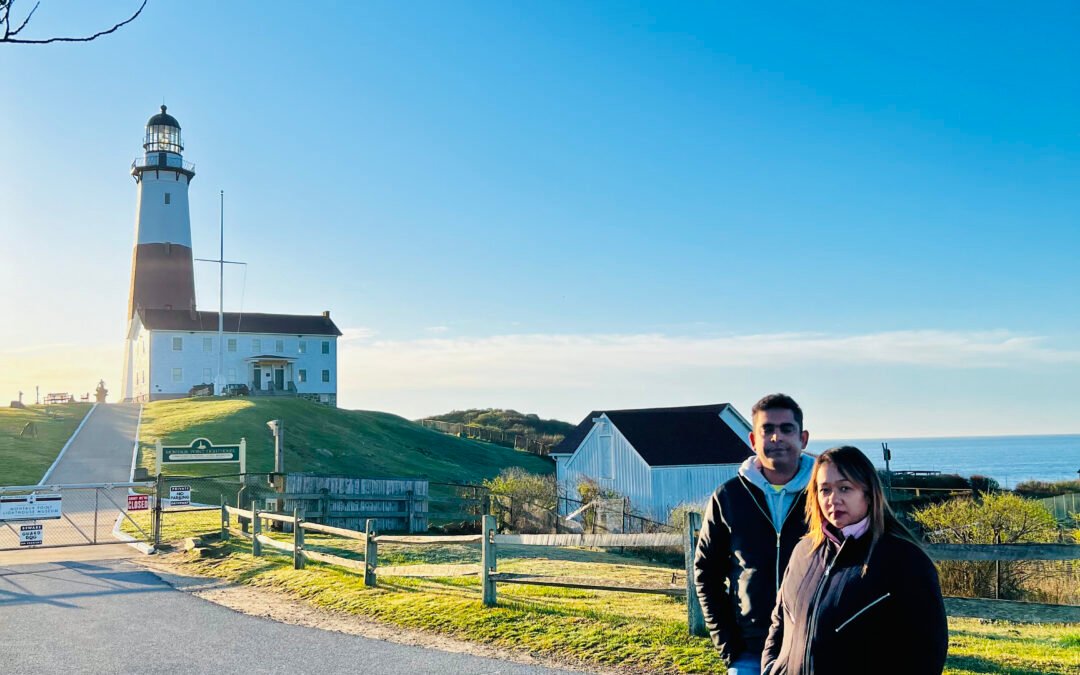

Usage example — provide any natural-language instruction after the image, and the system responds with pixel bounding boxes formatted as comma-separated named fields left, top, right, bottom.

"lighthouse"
left=119, top=105, right=342, bottom=406
left=126, top=105, right=197, bottom=318
left=121, top=106, right=198, bottom=401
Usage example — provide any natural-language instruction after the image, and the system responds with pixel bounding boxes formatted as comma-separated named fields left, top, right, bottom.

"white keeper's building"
left=120, top=106, right=342, bottom=405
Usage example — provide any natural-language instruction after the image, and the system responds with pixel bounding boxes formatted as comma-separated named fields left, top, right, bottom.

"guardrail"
left=218, top=505, right=1080, bottom=627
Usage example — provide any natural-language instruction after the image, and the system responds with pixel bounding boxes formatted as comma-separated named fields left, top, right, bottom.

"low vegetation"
left=424, top=408, right=574, bottom=445
left=0, top=403, right=92, bottom=484
left=1015, top=480, right=1080, bottom=499
left=914, top=493, right=1079, bottom=605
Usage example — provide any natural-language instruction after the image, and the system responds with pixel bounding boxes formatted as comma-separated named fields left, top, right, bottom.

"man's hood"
left=739, top=452, right=815, bottom=493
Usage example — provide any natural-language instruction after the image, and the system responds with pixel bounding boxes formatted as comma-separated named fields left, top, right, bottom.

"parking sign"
left=169, top=485, right=191, bottom=506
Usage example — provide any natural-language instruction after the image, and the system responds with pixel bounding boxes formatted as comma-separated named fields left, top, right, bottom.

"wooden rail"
left=927, top=543, right=1080, bottom=561
left=219, top=505, right=1080, bottom=630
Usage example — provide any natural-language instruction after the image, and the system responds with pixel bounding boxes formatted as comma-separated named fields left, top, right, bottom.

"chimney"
left=322, top=310, right=330, bottom=318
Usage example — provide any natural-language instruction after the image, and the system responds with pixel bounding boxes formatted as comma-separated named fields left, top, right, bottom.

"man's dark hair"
left=752, top=393, right=804, bottom=430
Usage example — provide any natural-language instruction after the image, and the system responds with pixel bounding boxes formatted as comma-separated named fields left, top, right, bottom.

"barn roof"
left=552, top=403, right=752, bottom=467
left=137, top=308, right=342, bottom=336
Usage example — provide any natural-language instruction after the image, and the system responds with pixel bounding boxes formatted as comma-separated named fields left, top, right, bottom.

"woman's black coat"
left=762, top=527, right=948, bottom=675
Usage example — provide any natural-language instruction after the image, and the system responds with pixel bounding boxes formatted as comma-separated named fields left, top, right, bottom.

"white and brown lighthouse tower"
left=121, top=106, right=197, bottom=401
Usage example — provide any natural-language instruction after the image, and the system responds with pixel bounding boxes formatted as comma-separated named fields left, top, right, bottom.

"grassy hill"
left=0, top=403, right=93, bottom=485
left=138, top=398, right=553, bottom=487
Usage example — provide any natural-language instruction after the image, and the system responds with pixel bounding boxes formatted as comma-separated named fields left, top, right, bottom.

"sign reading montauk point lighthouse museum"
left=156, top=437, right=246, bottom=474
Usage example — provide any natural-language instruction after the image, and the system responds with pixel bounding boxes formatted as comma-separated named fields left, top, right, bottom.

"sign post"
left=156, top=437, right=246, bottom=474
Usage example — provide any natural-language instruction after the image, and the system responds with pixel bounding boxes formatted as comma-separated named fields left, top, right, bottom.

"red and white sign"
left=127, top=494, right=149, bottom=511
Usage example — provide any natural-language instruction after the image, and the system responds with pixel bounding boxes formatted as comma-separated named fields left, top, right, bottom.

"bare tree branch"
left=1, top=0, right=146, bottom=45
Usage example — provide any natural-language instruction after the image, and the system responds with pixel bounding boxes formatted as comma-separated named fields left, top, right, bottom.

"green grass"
left=137, top=398, right=553, bottom=489
left=165, top=536, right=1080, bottom=675
left=0, top=403, right=93, bottom=485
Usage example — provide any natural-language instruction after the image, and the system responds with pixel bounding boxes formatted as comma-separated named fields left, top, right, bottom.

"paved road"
left=0, top=558, right=578, bottom=674
left=0, top=404, right=147, bottom=551
left=44, top=403, right=141, bottom=484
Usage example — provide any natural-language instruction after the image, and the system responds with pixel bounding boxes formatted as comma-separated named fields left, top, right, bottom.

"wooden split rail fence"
left=221, top=506, right=1080, bottom=629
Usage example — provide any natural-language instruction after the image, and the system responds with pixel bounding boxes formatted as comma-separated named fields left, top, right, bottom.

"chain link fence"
left=1, top=482, right=155, bottom=551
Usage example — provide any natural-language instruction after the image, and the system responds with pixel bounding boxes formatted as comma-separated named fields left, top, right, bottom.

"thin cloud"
left=338, top=329, right=1080, bottom=391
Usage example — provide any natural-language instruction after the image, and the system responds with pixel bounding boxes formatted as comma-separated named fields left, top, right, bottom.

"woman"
left=761, top=446, right=948, bottom=675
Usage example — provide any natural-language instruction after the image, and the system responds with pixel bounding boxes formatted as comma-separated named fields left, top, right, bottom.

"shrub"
left=668, top=502, right=705, bottom=531
left=1014, top=479, right=1080, bottom=498
left=913, top=493, right=1060, bottom=601
left=968, top=475, right=1000, bottom=493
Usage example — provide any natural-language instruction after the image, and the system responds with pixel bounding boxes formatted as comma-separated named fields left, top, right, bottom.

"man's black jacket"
left=761, top=529, right=948, bottom=675
left=693, top=475, right=809, bottom=659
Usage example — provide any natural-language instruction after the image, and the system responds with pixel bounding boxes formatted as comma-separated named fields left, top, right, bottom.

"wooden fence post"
left=293, top=507, right=305, bottom=570
left=685, top=511, right=707, bottom=637
left=364, top=519, right=377, bottom=587
left=221, top=496, right=229, bottom=541
left=481, top=514, right=497, bottom=606
left=252, top=506, right=262, bottom=557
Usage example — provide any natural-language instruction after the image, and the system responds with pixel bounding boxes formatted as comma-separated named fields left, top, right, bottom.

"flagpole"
left=218, top=190, right=224, bottom=391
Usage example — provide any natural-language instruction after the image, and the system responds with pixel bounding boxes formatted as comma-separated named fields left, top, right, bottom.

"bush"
left=1014, top=479, right=1080, bottom=498
left=668, top=502, right=705, bottom=532
left=913, top=493, right=1060, bottom=601
left=969, top=475, right=1000, bottom=493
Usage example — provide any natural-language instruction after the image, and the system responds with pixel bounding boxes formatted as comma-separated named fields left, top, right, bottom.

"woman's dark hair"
left=806, top=445, right=918, bottom=572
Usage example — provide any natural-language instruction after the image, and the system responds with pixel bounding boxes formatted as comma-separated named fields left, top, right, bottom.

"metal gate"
left=154, top=473, right=279, bottom=546
left=0, top=481, right=156, bottom=552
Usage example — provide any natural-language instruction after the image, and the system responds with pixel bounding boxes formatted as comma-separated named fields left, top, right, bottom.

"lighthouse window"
left=298, top=369, right=307, bottom=383
left=172, top=337, right=183, bottom=351
left=164, top=193, right=171, bottom=205
left=321, top=341, right=330, bottom=354
left=321, top=369, right=330, bottom=383
left=298, top=340, right=307, bottom=354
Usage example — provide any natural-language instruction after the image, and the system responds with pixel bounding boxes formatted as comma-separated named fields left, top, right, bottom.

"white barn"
left=550, top=403, right=753, bottom=522
left=125, top=309, right=341, bottom=405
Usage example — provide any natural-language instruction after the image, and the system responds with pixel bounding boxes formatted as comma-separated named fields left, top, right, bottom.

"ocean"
left=806, top=434, right=1080, bottom=489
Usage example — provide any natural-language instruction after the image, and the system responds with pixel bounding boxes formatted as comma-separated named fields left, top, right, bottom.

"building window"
left=164, top=192, right=171, bottom=205
left=203, top=337, right=213, bottom=352
left=275, top=339, right=284, bottom=353
left=202, top=368, right=212, bottom=381
left=252, top=339, right=261, bottom=353
left=172, top=337, right=183, bottom=351
left=321, top=341, right=330, bottom=354
left=298, top=340, right=307, bottom=354
left=321, top=369, right=330, bottom=383
left=227, top=338, right=237, bottom=352
left=228, top=368, right=237, bottom=381
left=298, top=369, right=307, bottom=383
left=172, top=368, right=183, bottom=382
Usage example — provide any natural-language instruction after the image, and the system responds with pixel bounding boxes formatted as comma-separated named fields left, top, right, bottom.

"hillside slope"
left=0, top=403, right=93, bottom=485
left=137, top=398, right=553, bottom=485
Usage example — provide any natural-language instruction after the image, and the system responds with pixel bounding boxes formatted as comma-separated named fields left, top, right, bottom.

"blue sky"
left=3, top=1, right=1079, bottom=437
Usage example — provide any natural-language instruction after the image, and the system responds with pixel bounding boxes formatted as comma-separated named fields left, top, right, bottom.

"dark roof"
left=147, top=105, right=180, bottom=128
left=551, top=403, right=751, bottom=467
left=137, top=308, right=342, bottom=336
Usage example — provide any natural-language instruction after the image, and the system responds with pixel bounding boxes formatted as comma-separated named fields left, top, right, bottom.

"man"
left=693, top=393, right=814, bottom=675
